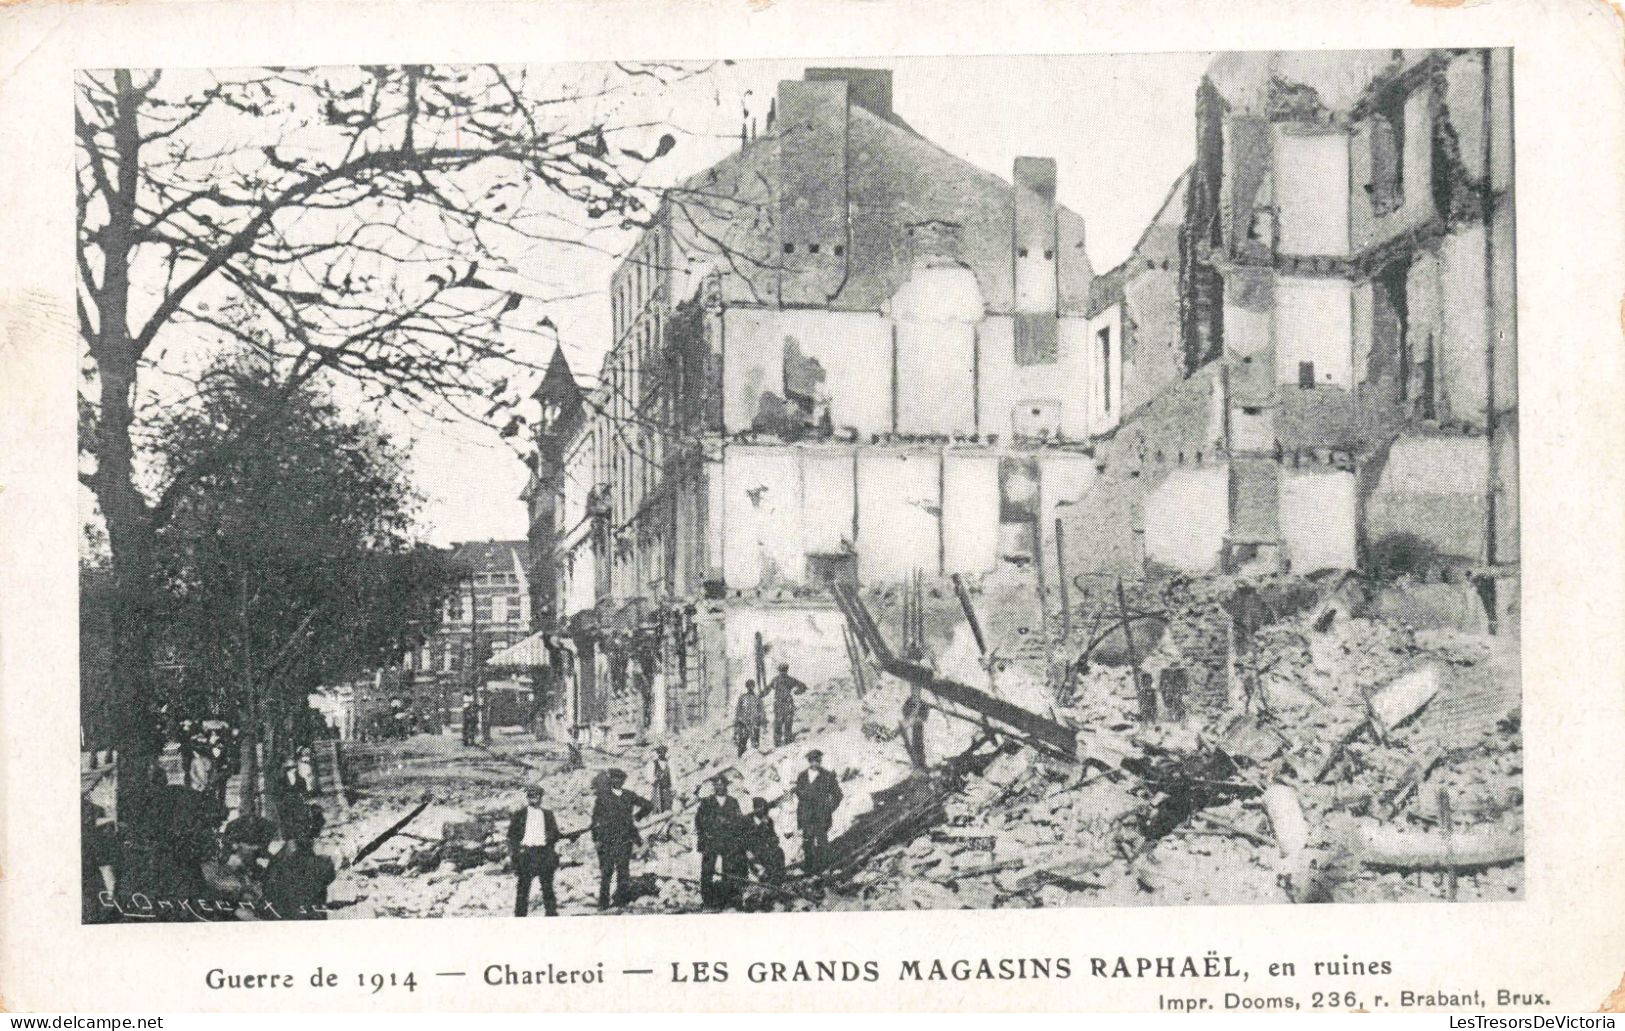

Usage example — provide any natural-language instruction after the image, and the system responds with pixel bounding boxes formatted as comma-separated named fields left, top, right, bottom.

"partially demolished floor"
left=325, top=571, right=1522, bottom=919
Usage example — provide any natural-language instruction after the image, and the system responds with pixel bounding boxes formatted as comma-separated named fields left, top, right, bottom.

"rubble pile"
left=326, top=569, right=1520, bottom=918
left=827, top=571, right=1523, bottom=911
left=327, top=673, right=935, bottom=918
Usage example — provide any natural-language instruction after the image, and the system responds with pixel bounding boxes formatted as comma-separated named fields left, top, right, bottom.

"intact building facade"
left=397, top=539, right=534, bottom=730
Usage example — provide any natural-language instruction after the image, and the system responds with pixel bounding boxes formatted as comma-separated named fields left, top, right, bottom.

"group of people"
left=695, top=747, right=844, bottom=909
left=694, top=774, right=782, bottom=909
left=506, top=765, right=657, bottom=917
left=505, top=745, right=845, bottom=917
left=197, top=804, right=337, bottom=921
left=733, top=663, right=805, bottom=756
left=83, top=749, right=336, bottom=923
left=173, top=717, right=242, bottom=805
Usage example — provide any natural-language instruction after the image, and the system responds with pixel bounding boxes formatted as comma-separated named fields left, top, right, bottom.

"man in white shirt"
left=507, top=784, right=561, bottom=917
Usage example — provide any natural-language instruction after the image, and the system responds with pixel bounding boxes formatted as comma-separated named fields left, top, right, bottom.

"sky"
left=405, top=52, right=1216, bottom=547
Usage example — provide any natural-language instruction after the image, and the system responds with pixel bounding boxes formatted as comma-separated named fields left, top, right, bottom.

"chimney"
left=804, top=67, right=893, bottom=121
left=1013, top=156, right=1059, bottom=313
left=776, top=76, right=851, bottom=305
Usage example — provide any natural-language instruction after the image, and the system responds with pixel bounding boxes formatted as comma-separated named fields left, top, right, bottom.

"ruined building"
left=528, top=51, right=1519, bottom=743
left=1066, top=49, right=1516, bottom=624
left=528, top=67, right=1117, bottom=737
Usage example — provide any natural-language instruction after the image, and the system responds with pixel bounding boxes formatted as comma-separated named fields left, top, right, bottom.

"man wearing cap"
left=590, top=768, right=651, bottom=909
left=734, top=681, right=766, bottom=757
left=768, top=663, right=804, bottom=748
left=792, top=749, right=843, bottom=873
left=695, top=774, right=744, bottom=909
left=507, top=784, right=562, bottom=917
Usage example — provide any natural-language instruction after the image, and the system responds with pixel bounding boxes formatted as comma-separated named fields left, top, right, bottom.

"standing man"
left=590, top=768, right=651, bottom=909
left=695, top=774, right=744, bottom=909
left=734, top=681, right=766, bottom=757
left=768, top=663, right=804, bottom=748
left=296, top=746, right=317, bottom=797
left=187, top=724, right=214, bottom=795
left=793, top=749, right=842, bottom=873
left=276, top=757, right=309, bottom=835
left=1134, top=670, right=1159, bottom=723
left=507, top=784, right=561, bottom=917
left=900, top=684, right=930, bottom=769
left=461, top=693, right=478, bottom=747
left=81, top=799, right=118, bottom=923
left=648, top=745, right=674, bottom=813
left=1158, top=665, right=1190, bottom=723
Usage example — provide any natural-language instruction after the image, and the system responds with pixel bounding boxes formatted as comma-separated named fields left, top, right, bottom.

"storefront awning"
left=487, top=631, right=551, bottom=670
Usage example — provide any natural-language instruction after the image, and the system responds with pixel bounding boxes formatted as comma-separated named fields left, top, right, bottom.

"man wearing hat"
left=461, top=693, right=478, bottom=747
left=590, top=768, right=651, bottom=909
left=648, top=745, right=674, bottom=813
left=507, top=783, right=561, bottom=917
left=792, top=749, right=843, bottom=873
left=694, top=773, right=745, bottom=909
left=900, top=683, right=930, bottom=769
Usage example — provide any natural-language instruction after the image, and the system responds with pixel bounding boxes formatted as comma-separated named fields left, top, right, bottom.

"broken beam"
left=349, top=800, right=431, bottom=867
left=833, top=583, right=1076, bottom=760
left=1358, top=820, right=1522, bottom=870
left=950, top=573, right=989, bottom=657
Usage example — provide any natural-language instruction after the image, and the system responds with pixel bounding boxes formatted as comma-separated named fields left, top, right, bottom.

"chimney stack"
left=1013, top=156, right=1059, bottom=313
left=776, top=75, right=852, bottom=305
left=804, top=67, right=893, bottom=120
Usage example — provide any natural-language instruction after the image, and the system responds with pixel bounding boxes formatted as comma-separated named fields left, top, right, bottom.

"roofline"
left=1091, top=165, right=1193, bottom=296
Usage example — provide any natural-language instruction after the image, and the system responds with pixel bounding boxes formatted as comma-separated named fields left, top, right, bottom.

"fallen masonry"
left=321, top=567, right=1522, bottom=917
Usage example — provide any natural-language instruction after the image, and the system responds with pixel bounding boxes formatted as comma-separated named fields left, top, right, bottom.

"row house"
left=395, top=539, right=534, bottom=730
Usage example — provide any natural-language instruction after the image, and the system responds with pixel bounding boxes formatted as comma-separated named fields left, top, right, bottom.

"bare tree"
left=75, top=62, right=710, bottom=820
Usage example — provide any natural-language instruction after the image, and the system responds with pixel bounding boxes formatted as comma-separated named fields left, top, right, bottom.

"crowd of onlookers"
left=82, top=711, right=337, bottom=924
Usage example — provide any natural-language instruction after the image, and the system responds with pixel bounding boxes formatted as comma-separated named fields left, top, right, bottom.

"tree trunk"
left=101, top=354, right=162, bottom=824
left=91, top=71, right=166, bottom=829
left=237, top=694, right=260, bottom=817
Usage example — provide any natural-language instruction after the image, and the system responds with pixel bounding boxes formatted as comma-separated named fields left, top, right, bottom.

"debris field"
left=323, top=569, right=1521, bottom=918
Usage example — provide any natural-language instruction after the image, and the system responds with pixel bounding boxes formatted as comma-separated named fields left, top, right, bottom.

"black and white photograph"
left=75, top=49, right=1521, bottom=925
